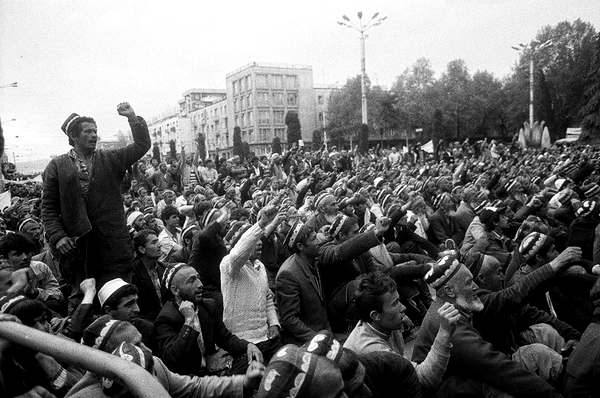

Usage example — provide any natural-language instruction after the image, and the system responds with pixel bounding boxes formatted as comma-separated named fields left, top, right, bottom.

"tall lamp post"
left=338, top=12, right=387, bottom=125
left=511, top=39, right=553, bottom=127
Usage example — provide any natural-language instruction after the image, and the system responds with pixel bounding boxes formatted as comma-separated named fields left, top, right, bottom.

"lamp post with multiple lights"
left=511, top=40, right=553, bottom=127
left=337, top=12, right=387, bottom=125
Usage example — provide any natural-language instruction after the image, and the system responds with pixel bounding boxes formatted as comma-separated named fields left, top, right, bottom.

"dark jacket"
left=568, top=216, right=599, bottom=261
left=474, top=264, right=580, bottom=355
left=41, top=117, right=150, bottom=280
left=154, top=300, right=248, bottom=376
left=318, top=230, right=380, bottom=301
left=428, top=210, right=462, bottom=245
left=413, top=299, right=560, bottom=398
left=276, top=253, right=330, bottom=345
left=131, top=257, right=166, bottom=321
left=188, top=221, right=227, bottom=289
left=564, top=322, right=600, bottom=398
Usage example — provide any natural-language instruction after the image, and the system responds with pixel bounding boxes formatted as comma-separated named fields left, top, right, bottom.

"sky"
left=1, top=0, right=599, bottom=162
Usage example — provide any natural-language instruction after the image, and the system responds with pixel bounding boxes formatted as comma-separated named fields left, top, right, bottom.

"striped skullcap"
left=519, top=232, right=551, bottom=261
left=162, top=263, right=188, bottom=291
left=424, top=254, right=462, bottom=289
left=576, top=200, right=597, bottom=218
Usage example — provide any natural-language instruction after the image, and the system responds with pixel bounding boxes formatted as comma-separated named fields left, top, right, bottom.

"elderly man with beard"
left=412, top=254, right=563, bottom=398
left=154, top=263, right=262, bottom=377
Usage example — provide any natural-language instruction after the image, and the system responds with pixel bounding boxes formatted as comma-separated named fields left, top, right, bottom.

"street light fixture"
left=337, top=11, right=387, bottom=125
left=511, top=39, right=553, bottom=127
left=0, top=82, right=18, bottom=89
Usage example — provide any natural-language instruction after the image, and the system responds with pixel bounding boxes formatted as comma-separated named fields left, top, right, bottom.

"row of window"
left=238, top=127, right=286, bottom=143
left=231, top=73, right=299, bottom=94
left=233, top=91, right=298, bottom=112
left=234, top=109, right=288, bottom=127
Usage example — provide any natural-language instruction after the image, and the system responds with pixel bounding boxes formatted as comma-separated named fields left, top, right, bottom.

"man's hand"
left=374, top=216, right=391, bottom=237
left=549, top=247, right=582, bottom=272
left=258, top=205, right=277, bottom=229
left=438, top=302, right=461, bottom=334
left=56, top=236, right=76, bottom=256
left=117, top=102, right=136, bottom=119
left=267, top=325, right=280, bottom=340
left=80, top=278, right=96, bottom=297
left=246, top=343, right=263, bottom=364
left=243, top=360, right=266, bottom=392
left=178, top=300, right=196, bottom=321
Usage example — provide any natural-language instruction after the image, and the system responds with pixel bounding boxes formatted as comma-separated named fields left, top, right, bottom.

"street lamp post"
left=511, top=39, right=553, bottom=127
left=338, top=12, right=387, bottom=126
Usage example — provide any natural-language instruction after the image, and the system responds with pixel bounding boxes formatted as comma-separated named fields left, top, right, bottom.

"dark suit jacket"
left=131, top=257, right=166, bottom=321
left=276, top=253, right=330, bottom=345
left=188, top=221, right=227, bottom=289
left=428, top=209, right=462, bottom=245
left=41, top=116, right=150, bottom=281
left=153, top=300, right=248, bottom=376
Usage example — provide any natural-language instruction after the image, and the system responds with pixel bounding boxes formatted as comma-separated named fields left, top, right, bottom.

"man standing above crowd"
left=42, top=102, right=150, bottom=310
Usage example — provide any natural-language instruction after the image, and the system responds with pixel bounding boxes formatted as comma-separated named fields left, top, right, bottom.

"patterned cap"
left=102, top=342, right=154, bottom=394
left=584, top=184, right=600, bottom=199
left=576, top=200, right=597, bottom=218
left=424, top=254, right=462, bottom=289
left=519, top=232, right=551, bottom=260
left=82, top=315, right=127, bottom=351
left=162, top=263, right=188, bottom=291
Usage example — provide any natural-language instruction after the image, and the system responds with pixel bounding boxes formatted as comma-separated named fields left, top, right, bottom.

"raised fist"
left=117, top=102, right=136, bottom=119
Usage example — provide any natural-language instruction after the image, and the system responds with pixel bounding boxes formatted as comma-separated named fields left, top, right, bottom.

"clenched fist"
left=117, top=102, right=136, bottom=119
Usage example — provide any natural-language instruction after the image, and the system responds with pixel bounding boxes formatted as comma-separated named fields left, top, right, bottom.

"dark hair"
left=0, top=233, right=37, bottom=257
left=160, top=205, right=179, bottom=222
left=337, top=216, right=359, bottom=238
left=67, top=117, right=96, bottom=146
left=230, top=208, right=250, bottom=221
left=289, top=225, right=315, bottom=254
left=102, top=284, right=138, bottom=311
left=479, top=210, right=500, bottom=232
left=354, top=272, right=397, bottom=322
left=4, top=298, right=49, bottom=327
left=133, top=229, right=157, bottom=255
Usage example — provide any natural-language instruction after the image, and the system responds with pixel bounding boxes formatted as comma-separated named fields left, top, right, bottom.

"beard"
left=455, top=295, right=484, bottom=313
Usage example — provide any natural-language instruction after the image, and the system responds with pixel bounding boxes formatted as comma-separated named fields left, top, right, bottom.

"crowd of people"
left=1, top=102, right=600, bottom=398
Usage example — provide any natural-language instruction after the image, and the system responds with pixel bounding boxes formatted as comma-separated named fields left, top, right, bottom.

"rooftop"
left=226, top=62, right=312, bottom=77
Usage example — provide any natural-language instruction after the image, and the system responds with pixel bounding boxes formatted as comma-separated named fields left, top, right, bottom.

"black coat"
left=188, top=221, right=227, bottom=289
left=131, top=257, right=166, bottom=321
left=153, top=300, right=248, bottom=376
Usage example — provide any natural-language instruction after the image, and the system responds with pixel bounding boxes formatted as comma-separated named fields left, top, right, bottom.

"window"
left=318, top=95, right=324, bottom=105
left=256, top=91, right=269, bottom=106
left=234, top=116, right=239, bottom=127
left=274, top=128, right=285, bottom=140
left=245, top=76, right=251, bottom=91
left=259, top=128, right=270, bottom=141
left=233, top=99, right=238, bottom=112
left=242, top=77, right=247, bottom=92
left=259, top=110, right=270, bottom=124
left=273, top=110, right=285, bottom=124
left=247, top=111, right=253, bottom=125
left=247, top=94, right=253, bottom=108
left=287, top=93, right=298, bottom=106
left=240, top=113, right=245, bottom=127
left=272, top=74, right=283, bottom=89
left=285, top=75, right=298, bottom=89
left=318, top=112, right=324, bottom=122
left=272, top=92, right=284, bottom=105
left=256, top=74, right=268, bottom=88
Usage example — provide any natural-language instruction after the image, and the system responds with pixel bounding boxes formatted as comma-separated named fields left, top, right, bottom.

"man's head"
left=83, top=316, right=147, bottom=354
left=62, top=113, right=97, bottom=151
left=160, top=206, right=180, bottom=229
left=315, top=193, right=338, bottom=215
left=426, top=255, right=484, bottom=313
left=159, top=163, right=167, bottom=173
left=470, top=254, right=504, bottom=291
left=286, top=222, right=319, bottom=259
left=355, top=272, right=406, bottom=333
left=330, top=215, right=359, bottom=242
left=98, top=278, right=140, bottom=321
left=163, top=190, right=175, bottom=205
left=151, top=158, right=159, bottom=168
left=0, top=233, right=36, bottom=269
left=133, top=230, right=161, bottom=259
left=519, top=232, right=558, bottom=267
left=166, top=264, right=203, bottom=304
left=0, top=295, right=51, bottom=332
left=18, top=218, right=43, bottom=242
left=123, top=193, right=133, bottom=207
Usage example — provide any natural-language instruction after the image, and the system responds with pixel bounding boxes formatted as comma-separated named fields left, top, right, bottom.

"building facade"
left=149, top=62, right=328, bottom=159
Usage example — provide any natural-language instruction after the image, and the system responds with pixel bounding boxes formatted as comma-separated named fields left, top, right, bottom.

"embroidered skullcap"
left=180, top=224, right=199, bottom=243
left=531, top=176, right=542, bottom=186
left=102, top=342, right=154, bottom=394
left=329, top=214, right=349, bottom=238
left=373, top=177, right=385, bottom=189
left=0, top=295, right=27, bottom=314
left=576, top=200, right=597, bottom=218
left=284, top=221, right=307, bottom=249
left=303, top=330, right=366, bottom=394
left=162, top=263, right=187, bottom=291
left=126, top=211, right=143, bottom=227
left=256, top=345, right=345, bottom=398
left=17, top=217, right=38, bottom=232
left=82, top=315, right=127, bottom=351
left=584, top=184, right=600, bottom=199
left=519, top=232, right=551, bottom=261
left=554, top=178, right=569, bottom=191
left=424, top=254, right=462, bottom=289
left=434, top=192, right=452, bottom=210
left=314, top=192, right=335, bottom=210
left=201, top=208, right=220, bottom=229
left=61, top=113, right=81, bottom=135
left=226, top=222, right=251, bottom=248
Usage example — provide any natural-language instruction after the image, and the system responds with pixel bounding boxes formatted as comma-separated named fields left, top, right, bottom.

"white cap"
left=373, top=177, right=384, bottom=189
left=98, top=278, right=130, bottom=308
left=126, top=211, right=143, bottom=227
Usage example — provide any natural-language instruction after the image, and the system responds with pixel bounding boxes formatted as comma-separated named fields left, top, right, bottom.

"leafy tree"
left=196, top=133, right=206, bottom=161
left=285, top=111, right=302, bottom=148
left=272, top=136, right=282, bottom=154
left=312, top=129, right=322, bottom=150
left=169, top=140, right=177, bottom=160
left=579, top=32, right=600, bottom=142
left=232, top=126, right=243, bottom=158
left=358, top=124, right=369, bottom=154
left=152, top=142, right=160, bottom=161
